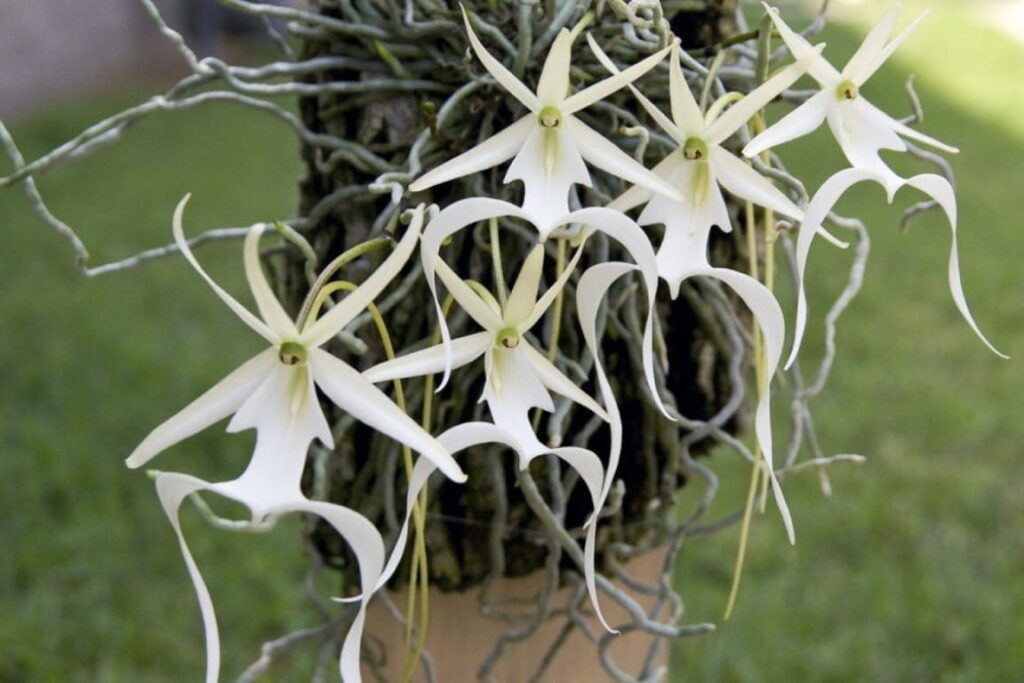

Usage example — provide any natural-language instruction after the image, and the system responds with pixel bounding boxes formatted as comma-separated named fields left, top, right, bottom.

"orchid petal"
left=710, top=147, right=801, bottom=219
left=301, top=206, right=424, bottom=348
left=562, top=40, right=674, bottom=115
left=841, top=3, right=902, bottom=84
left=172, top=195, right=276, bottom=343
left=522, top=242, right=585, bottom=332
left=421, top=198, right=529, bottom=388
left=857, top=9, right=930, bottom=85
left=126, top=349, right=277, bottom=469
left=537, top=29, right=574, bottom=104
left=743, top=89, right=830, bottom=158
left=409, top=116, right=534, bottom=193
left=870, top=100, right=958, bottom=154
left=505, top=244, right=545, bottom=326
left=310, top=348, right=467, bottom=482
left=585, top=34, right=684, bottom=141
left=668, top=43, right=705, bottom=134
left=363, top=332, right=491, bottom=383
left=564, top=116, right=683, bottom=202
left=434, top=258, right=505, bottom=331
left=460, top=7, right=540, bottom=111
left=504, top=123, right=592, bottom=228
left=705, top=43, right=826, bottom=146
left=826, top=100, right=905, bottom=198
left=564, top=207, right=666, bottom=418
left=761, top=3, right=840, bottom=85
left=243, top=224, right=298, bottom=338
left=605, top=152, right=682, bottom=215
left=520, top=343, right=610, bottom=421
left=903, top=174, right=1007, bottom=359
left=484, top=348, right=555, bottom=457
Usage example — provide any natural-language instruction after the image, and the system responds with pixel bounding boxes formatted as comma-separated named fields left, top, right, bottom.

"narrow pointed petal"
left=586, top=34, right=684, bottom=140
left=420, top=198, right=530, bottom=388
left=309, top=348, right=467, bottom=482
left=606, top=182, right=656, bottom=215
left=461, top=7, right=540, bottom=110
left=877, top=104, right=959, bottom=154
left=841, top=4, right=902, bottom=84
left=710, top=147, right=801, bottom=219
left=409, top=116, right=534, bottom=193
left=126, top=349, right=277, bottom=469
left=903, top=174, right=1008, bottom=359
left=565, top=116, right=682, bottom=202
left=301, top=206, right=424, bottom=348
left=705, top=43, right=826, bottom=146
left=761, top=3, right=840, bottom=85
left=434, top=258, right=504, bottom=331
left=562, top=41, right=673, bottom=115
left=363, top=332, right=491, bottom=383
left=520, top=343, right=610, bottom=421
left=522, top=243, right=585, bottom=332
left=537, top=29, right=574, bottom=104
left=172, top=195, right=276, bottom=343
left=690, top=266, right=794, bottom=542
left=505, top=245, right=546, bottom=326
left=243, top=225, right=298, bottom=338
left=668, top=43, right=705, bottom=133
left=743, top=89, right=830, bottom=158
left=857, top=9, right=930, bottom=85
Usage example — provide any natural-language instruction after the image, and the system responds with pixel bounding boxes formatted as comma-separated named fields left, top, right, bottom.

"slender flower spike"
left=364, top=246, right=619, bottom=629
left=591, top=36, right=835, bottom=298
left=744, top=3, right=958, bottom=197
left=408, top=8, right=681, bottom=225
left=127, top=197, right=465, bottom=683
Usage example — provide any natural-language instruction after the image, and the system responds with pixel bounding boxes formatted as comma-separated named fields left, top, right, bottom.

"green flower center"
left=278, top=341, right=308, bottom=366
left=836, top=80, right=860, bottom=101
left=683, top=136, right=708, bottom=161
left=539, top=106, right=562, bottom=128
left=496, top=327, right=520, bottom=349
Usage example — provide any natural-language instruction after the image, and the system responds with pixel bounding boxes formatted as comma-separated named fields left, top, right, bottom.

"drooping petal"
left=565, top=116, right=682, bottom=202
left=561, top=40, right=674, bottom=115
left=483, top=347, right=555, bottom=457
left=537, top=29, right=574, bottom=104
left=172, top=195, right=277, bottom=343
left=126, top=349, right=278, bottom=469
left=408, top=116, right=534, bottom=193
left=309, top=348, right=467, bottom=482
left=460, top=6, right=540, bottom=111
left=504, top=123, right=592, bottom=228
left=505, top=244, right=546, bottom=326
left=710, top=147, right=801, bottom=219
left=856, top=9, right=930, bottom=86
left=434, top=258, right=505, bottom=331
left=686, top=266, right=794, bottom=542
left=903, top=173, right=1007, bottom=359
left=243, top=224, right=298, bottom=339
left=704, top=43, right=826, bottom=146
left=520, top=342, right=610, bottom=421
left=362, top=332, right=491, bottom=383
left=742, top=89, right=831, bottom=158
left=760, top=2, right=840, bottom=85
left=420, top=198, right=530, bottom=388
left=841, top=3, right=901, bottom=84
left=300, top=205, right=424, bottom=348
left=585, top=34, right=684, bottom=141
left=605, top=152, right=682, bottom=215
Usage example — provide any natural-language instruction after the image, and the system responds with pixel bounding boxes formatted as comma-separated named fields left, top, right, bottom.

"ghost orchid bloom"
left=364, top=247, right=620, bottom=629
left=744, top=3, right=958, bottom=197
left=408, top=8, right=680, bottom=225
left=127, top=197, right=464, bottom=683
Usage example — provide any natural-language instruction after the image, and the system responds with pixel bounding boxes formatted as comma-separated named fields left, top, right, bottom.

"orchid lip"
left=278, top=341, right=308, bottom=366
left=496, top=327, right=520, bottom=349
left=683, top=136, right=708, bottom=161
left=538, top=106, right=562, bottom=128
left=836, top=79, right=860, bottom=100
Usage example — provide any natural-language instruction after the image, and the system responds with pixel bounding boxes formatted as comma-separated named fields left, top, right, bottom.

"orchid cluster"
left=129, top=4, right=1002, bottom=682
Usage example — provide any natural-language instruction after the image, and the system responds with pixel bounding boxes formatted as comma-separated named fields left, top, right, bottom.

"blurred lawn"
left=0, top=4, right=1020, bottom=682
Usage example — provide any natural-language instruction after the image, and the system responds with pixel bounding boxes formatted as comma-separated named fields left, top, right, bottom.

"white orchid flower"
left=784, top=168, right=1007, bottom=368
left=408, top=8, right=681, bottom=226
left=127, top=197, right=465, bottom=683
left=364, top=249, right=620, bottom=629
left=743, top=3, right=958, bottom=198
left=591, top=36, right=839, bottom=298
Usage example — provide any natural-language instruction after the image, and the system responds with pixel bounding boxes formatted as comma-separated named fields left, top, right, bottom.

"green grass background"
left=1, top=3, right=1020, bottom=681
